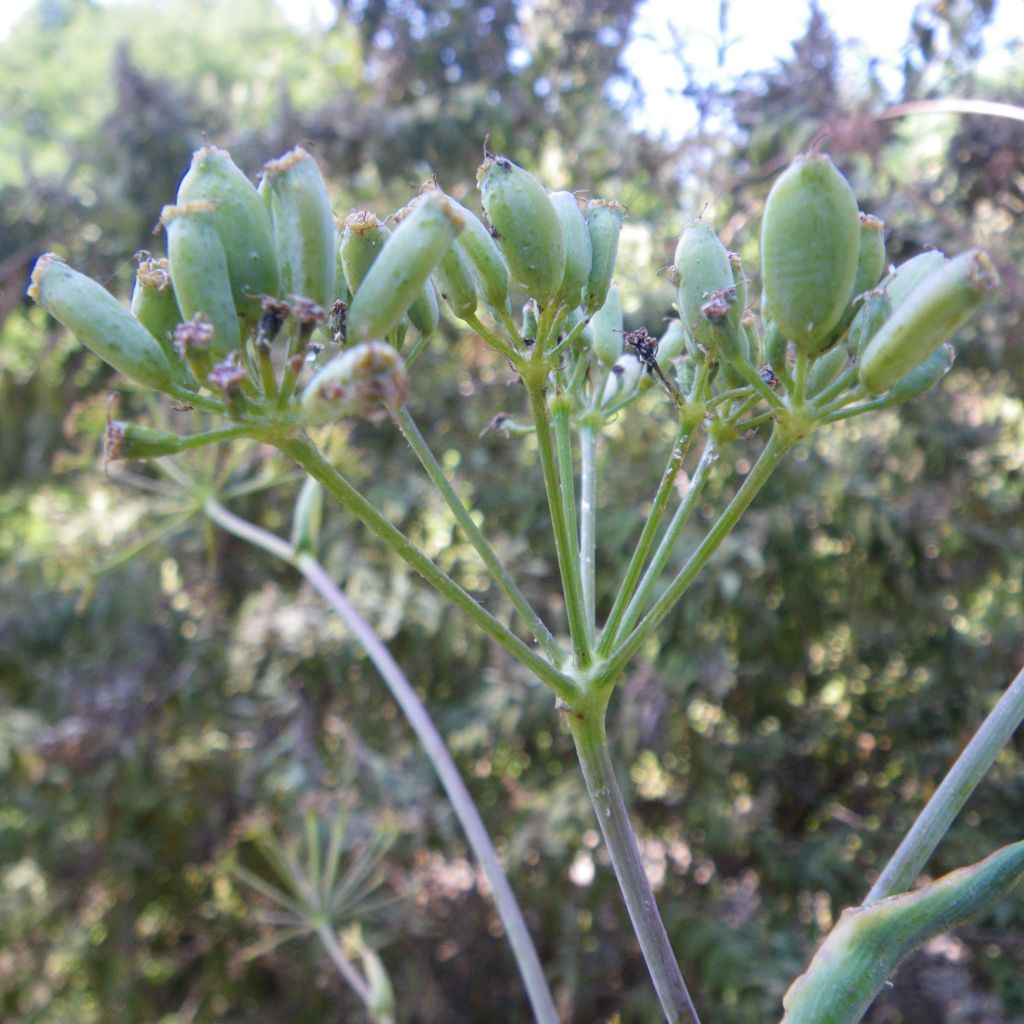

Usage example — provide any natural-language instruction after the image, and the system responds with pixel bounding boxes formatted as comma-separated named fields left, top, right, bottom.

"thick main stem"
left=204, top=499, right=560, bottom=1024
left=279, top=436, right=577, bottom=702
left=569, top=708, right=701, bottom=1024
left=866, top=664, right=1024, bottom=903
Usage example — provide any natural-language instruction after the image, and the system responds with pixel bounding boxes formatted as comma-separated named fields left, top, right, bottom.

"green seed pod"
left=161, top=201, right=241, bottom=357
left=521, top=298, right=539, bottom=343
left=549, top=190, right=592, bottom=310
left=301, top=341, right=410, bottom=425
left=600, top=352, right=643, bottom=407
left=860, top=249, right=998, bottom=395
left=782, top=841, right=1024, bottom=1024
left=177, top=144, right=281, bottom=323
left=674, top=356, right=697, bottom=397
left=728, top=250, right=748, bottom=316
left=845, top=290, right=891, bottom=357
left=583, top=199, right=626, bottom=316
left=656, top=319, right=687, bottom=370
left=346, top=193, right=462, bottom=344
left=407, top=278, right=440, bottom=338
left=444, top=196, right=512, bottom=317
left=823, top=213, right=888, bottom=348
left=765, top=320, right=788, bottom=376
left=675, top=221, right=742, bottom=361
left=130, top=257, right=189, bottom=378
left=761, top=153, right=861, bottom=353
left=105, top=420, right=185, bottom=461
left=432, top=239, right=478, bottom=319
left=290, top=477, right=324, bottom=555
left=589, top=285, right=623, bottom=366
left=806, top=342, right=849, bottom=398
left=340, top=211, right=390, bottom=294
left=28, top=254, right=174, bottom=391
left=887, top=343, right=955, bottom=403
left=477, top=154, right=564, bottom=303
left=260, top=147, right=337, bottom=309
left=882, top=249, right=947, bottom=308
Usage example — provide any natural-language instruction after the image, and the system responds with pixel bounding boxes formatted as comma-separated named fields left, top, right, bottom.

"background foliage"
left=1, top=0, right=1022, bottom=1021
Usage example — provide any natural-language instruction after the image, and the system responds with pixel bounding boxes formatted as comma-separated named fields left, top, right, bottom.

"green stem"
left=279, top=436, right=577, bottom=702
left=178, top=423, right=251, bottom=451
left=466, top=312, right=521, bottom=364
left=579, top=423, right=598, bottom=646
left=314, top=922, right=379, bottom=1017
left=599, top=423, right=695, bottom=654
left=203, top=498, right=561, bottom=1024
left=602, top=439, right=717, bottom=653
left=866, top=665, right=1024, bottom=903
left=569, top=706, right=702, bottom=1024
left=525, top=379, right=592, bottom=665
left=552, top=396, right=585, bottom=635
left=604, top=429, right=792, bottom=681
left=393, top=403, right=562, bottom=663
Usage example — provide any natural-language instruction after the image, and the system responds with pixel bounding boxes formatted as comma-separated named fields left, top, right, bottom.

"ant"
left=620, top=327, right=682, bottom=407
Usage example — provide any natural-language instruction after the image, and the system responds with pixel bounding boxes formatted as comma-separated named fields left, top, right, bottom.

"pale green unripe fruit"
left=302, top=342, right=409, bottom=424
left=433, top=240, right=478, bottom=319
left=161, top=200, right=241, bottom=357
left=852, top=214, right=886, bottom=296
left=675, top=221, right=742, bottom=362
left=29, top=254, right=175, bottom=391
left=477, top=154, right=565, bottom=303
left=105, top=420, right=184, bottom=461
left=600, top=352, right=643, bottom=407
left=130, top=257, right=192, bottom=385
left=407, top=278, right=440, bottom=338
left=806, top=343, right=849, bottom=398
left=761, top=153, right=861, bottom=353
left=845, top=290, right=891, bottom=357
left=589, top=285, right=623, bottom=366
left=177, top=144, right=281, bottom=323
left=346, top=192, right=462, bottom=344
left=888, top=343, right=954, bottom=402
left=656, top=319, right=687, bottom=370
left=443, top=196, right=511, bottom=317
left=549, top=190, right=592, bottom=310
left=583, top=199, right=625, bottom=315
left=881, top=249, right=947, bottom=307
left=340, top=211, right=389, bottom=295
left=782, top=841, right=1024, bottom=1024
left=260, top=147, right=337, bottom=310
left=859, top=249, right=998, bottom=395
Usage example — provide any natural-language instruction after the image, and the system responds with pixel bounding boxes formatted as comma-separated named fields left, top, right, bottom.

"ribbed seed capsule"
left=583, top=199, right=625, bottom=316
left=889, top=343, right=955, bottom=402
left=301, top=341, right=409, bottom=424
left=761, top=153, right=861, bottom=353
left=588, top=285, right=623, bottom=366
left=845, top=290, right=891, bottom=357
left=521, top=298, right=539, bottom=343
left=290, top=477, right=324, bottom=555
left=549, top=190, right=592, bottom=310
left=407, top=278, right=440, bottom=338
left=477, top=154, right=564, bottom=303
left=433, top=240, right=478, bottom=320
left=656, top=319, right=687, bottom=370
left=675, top=356, right=697, bottom=397
left=765, top=320, right=788, bottom=376
left=105, top=420, right=185, bottom=461
left=260, top=147, right=337, bottom=310
left=177, top=145, right=281, bottom=323
left=882, top=249, right=947, bottom=307
left=346, top=192, right=462, bottom=344
left=676, top=221, right=743, bottom=362
left=782, top=841, right=1024, bottom=1024
left=600, top=352, right=643, bottom=407
left=28, top=254, right=174, bottom=391
left=824, top=213, right=887, bottom=347
left=340, top=212, right=389, bottom=294
left=444, top=197, right=511, bottom=317
left=130, top=257, right=188, bottom=378
left=860, top=249, right=998, bottom=394
left=161, top=201, right=241, bottom=357
left=806, top=343, right=849, bottom=398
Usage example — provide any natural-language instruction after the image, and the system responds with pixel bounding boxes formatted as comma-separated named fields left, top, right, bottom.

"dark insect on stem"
left=622, top=327, right=681, bottom=407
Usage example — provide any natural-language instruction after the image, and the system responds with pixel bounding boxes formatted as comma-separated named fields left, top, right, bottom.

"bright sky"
left=1, top=0, right=1021, bottom=138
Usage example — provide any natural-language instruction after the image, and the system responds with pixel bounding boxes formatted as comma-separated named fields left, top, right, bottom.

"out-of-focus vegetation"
left=1, top=0, right=1022, bottom=1021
